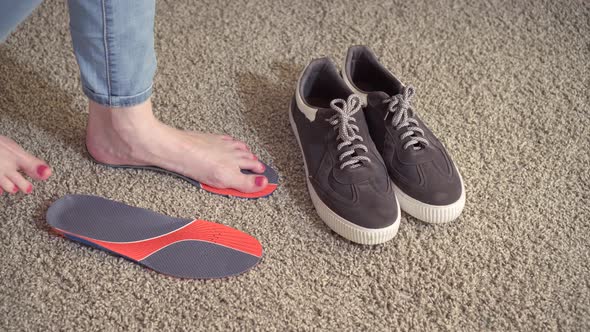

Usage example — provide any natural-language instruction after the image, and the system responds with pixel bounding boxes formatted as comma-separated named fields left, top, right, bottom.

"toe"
left=239, top=159, right=266, bottom=174
left=0, top=137, right=51, bottom=181
left=231, top=141, right=250, bottom=151
left=7, top=172, right=33, bottom=194
left=236, top=151, right=257, bottom=160
left=13, top=149, right=51, bottom=180
left=220, top=135, right=234, bottom=141
left=229, top=174, right=268, bottom=193
left=0, top=176, right=17, bottom=194
left=21, top=161, right=51, bottom=181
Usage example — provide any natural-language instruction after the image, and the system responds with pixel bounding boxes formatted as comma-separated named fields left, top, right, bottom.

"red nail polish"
left=37, top=165, right=49, bottom=177
left=13, top=185, right=19, bottom=193
left=255, top=176, right=265, bottom=187
left=26, top=184, right=33, bottom=194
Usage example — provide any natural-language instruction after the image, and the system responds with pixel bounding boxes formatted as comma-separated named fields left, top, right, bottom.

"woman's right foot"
left=85, top=99, right=268, bottom=193
left=0, top=136, right=52, bottom=195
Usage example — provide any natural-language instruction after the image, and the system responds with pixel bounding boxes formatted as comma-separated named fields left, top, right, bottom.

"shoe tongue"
left=315, top=108, right=335, bottom=122
left=319, top=105, right=373, bottom=177
left=333, top=162, right=373, bottom=184
left=367, top=91, right=390, bottom=107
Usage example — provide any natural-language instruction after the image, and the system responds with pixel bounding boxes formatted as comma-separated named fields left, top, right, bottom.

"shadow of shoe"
left=236, top=61, right=300, bottom=194
left=236, top=60, right=339, bottom=237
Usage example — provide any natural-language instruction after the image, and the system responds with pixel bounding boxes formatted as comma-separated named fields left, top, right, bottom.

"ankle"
left=86, top=98, right=166, bottom=165
left=90, top=99, right=159, bottom=134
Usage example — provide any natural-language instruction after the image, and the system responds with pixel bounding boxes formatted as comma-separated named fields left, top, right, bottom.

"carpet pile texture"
left=0, top=0, right=588, bottom=330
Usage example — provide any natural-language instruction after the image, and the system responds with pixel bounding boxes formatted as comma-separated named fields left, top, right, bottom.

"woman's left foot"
left=85, top=99, right=269, bottom=193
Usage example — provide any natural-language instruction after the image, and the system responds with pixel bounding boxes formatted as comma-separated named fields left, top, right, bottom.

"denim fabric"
left=0, top=0, right=156, bottom=107
left=0, top=0, right=43, bottom=43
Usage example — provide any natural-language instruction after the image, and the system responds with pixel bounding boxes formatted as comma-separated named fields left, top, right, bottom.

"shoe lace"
left=326, top=95, right=371, bottom=169
left=383, top=85, right=429, bottom=150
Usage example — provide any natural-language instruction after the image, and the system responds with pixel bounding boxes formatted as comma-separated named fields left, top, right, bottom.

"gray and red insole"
left=47, top=195, right=263, bottom=279
left=88, top=149, right=279, bottom=199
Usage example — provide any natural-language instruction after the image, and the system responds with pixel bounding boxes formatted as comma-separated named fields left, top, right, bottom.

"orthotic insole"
left=88, top=149, right=279, bottom=199
left=47, top=195, right=263, bottom=279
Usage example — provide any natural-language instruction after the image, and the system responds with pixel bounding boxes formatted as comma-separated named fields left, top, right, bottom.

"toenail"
left=252, top=155, right=257, bottom=160
left=255, top=176, right=265, bottom=187
left=26, top=184, right=33, bottom=194
left=12, top=185, right=18, bottom=193
left=37, top=165, right=49, bottom=177
left=260, top=163, right=266, bottom=171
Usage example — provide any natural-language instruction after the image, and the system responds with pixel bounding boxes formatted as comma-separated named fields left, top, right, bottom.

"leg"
left=0, top=0, right=53, bottom=195
left=0, top=0, right=43, bottom=42
left=68, top=0, right=267, bottom=193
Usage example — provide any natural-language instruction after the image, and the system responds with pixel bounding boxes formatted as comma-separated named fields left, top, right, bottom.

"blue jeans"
left=0, top=0, right=156, bottom=107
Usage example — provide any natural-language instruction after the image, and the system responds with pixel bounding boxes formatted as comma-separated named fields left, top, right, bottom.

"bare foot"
left=85, top=99, right=268, bottom=193
left=0, top=136, right=52, bottom=195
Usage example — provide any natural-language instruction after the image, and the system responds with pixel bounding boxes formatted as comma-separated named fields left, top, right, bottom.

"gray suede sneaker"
left=289, top=58, right=400, bottom=244
left=342, top=46, right=465, bottom=223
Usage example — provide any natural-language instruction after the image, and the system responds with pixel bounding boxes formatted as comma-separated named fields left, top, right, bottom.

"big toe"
left=0, top=136, right=52, bottom=181
left=19, top=156, right=51, bottom=181
left=229, top=174, right=268, bottom=193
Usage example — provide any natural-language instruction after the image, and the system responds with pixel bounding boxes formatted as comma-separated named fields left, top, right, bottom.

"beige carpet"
left=1, top=0, right=589, bottom=330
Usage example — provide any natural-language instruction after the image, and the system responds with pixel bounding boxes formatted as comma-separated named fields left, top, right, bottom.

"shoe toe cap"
left=348, top=187, right=399, bottom=229
left=407, top=170, right=464, bottom=205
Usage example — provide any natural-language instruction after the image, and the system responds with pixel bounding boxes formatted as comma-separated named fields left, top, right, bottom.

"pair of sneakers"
left=289, top=46, right=465, bottom=245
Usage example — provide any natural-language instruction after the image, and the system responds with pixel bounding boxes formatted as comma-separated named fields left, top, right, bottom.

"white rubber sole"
left=289, top=105, right=400, bottom=245
left=393, top=173, right=466, bottom=224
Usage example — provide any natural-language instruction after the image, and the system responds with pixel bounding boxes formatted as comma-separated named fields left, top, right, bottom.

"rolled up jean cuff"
left=82, top=83, right=152, bottom=108
left=69, top=0, right=157, bottom=108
